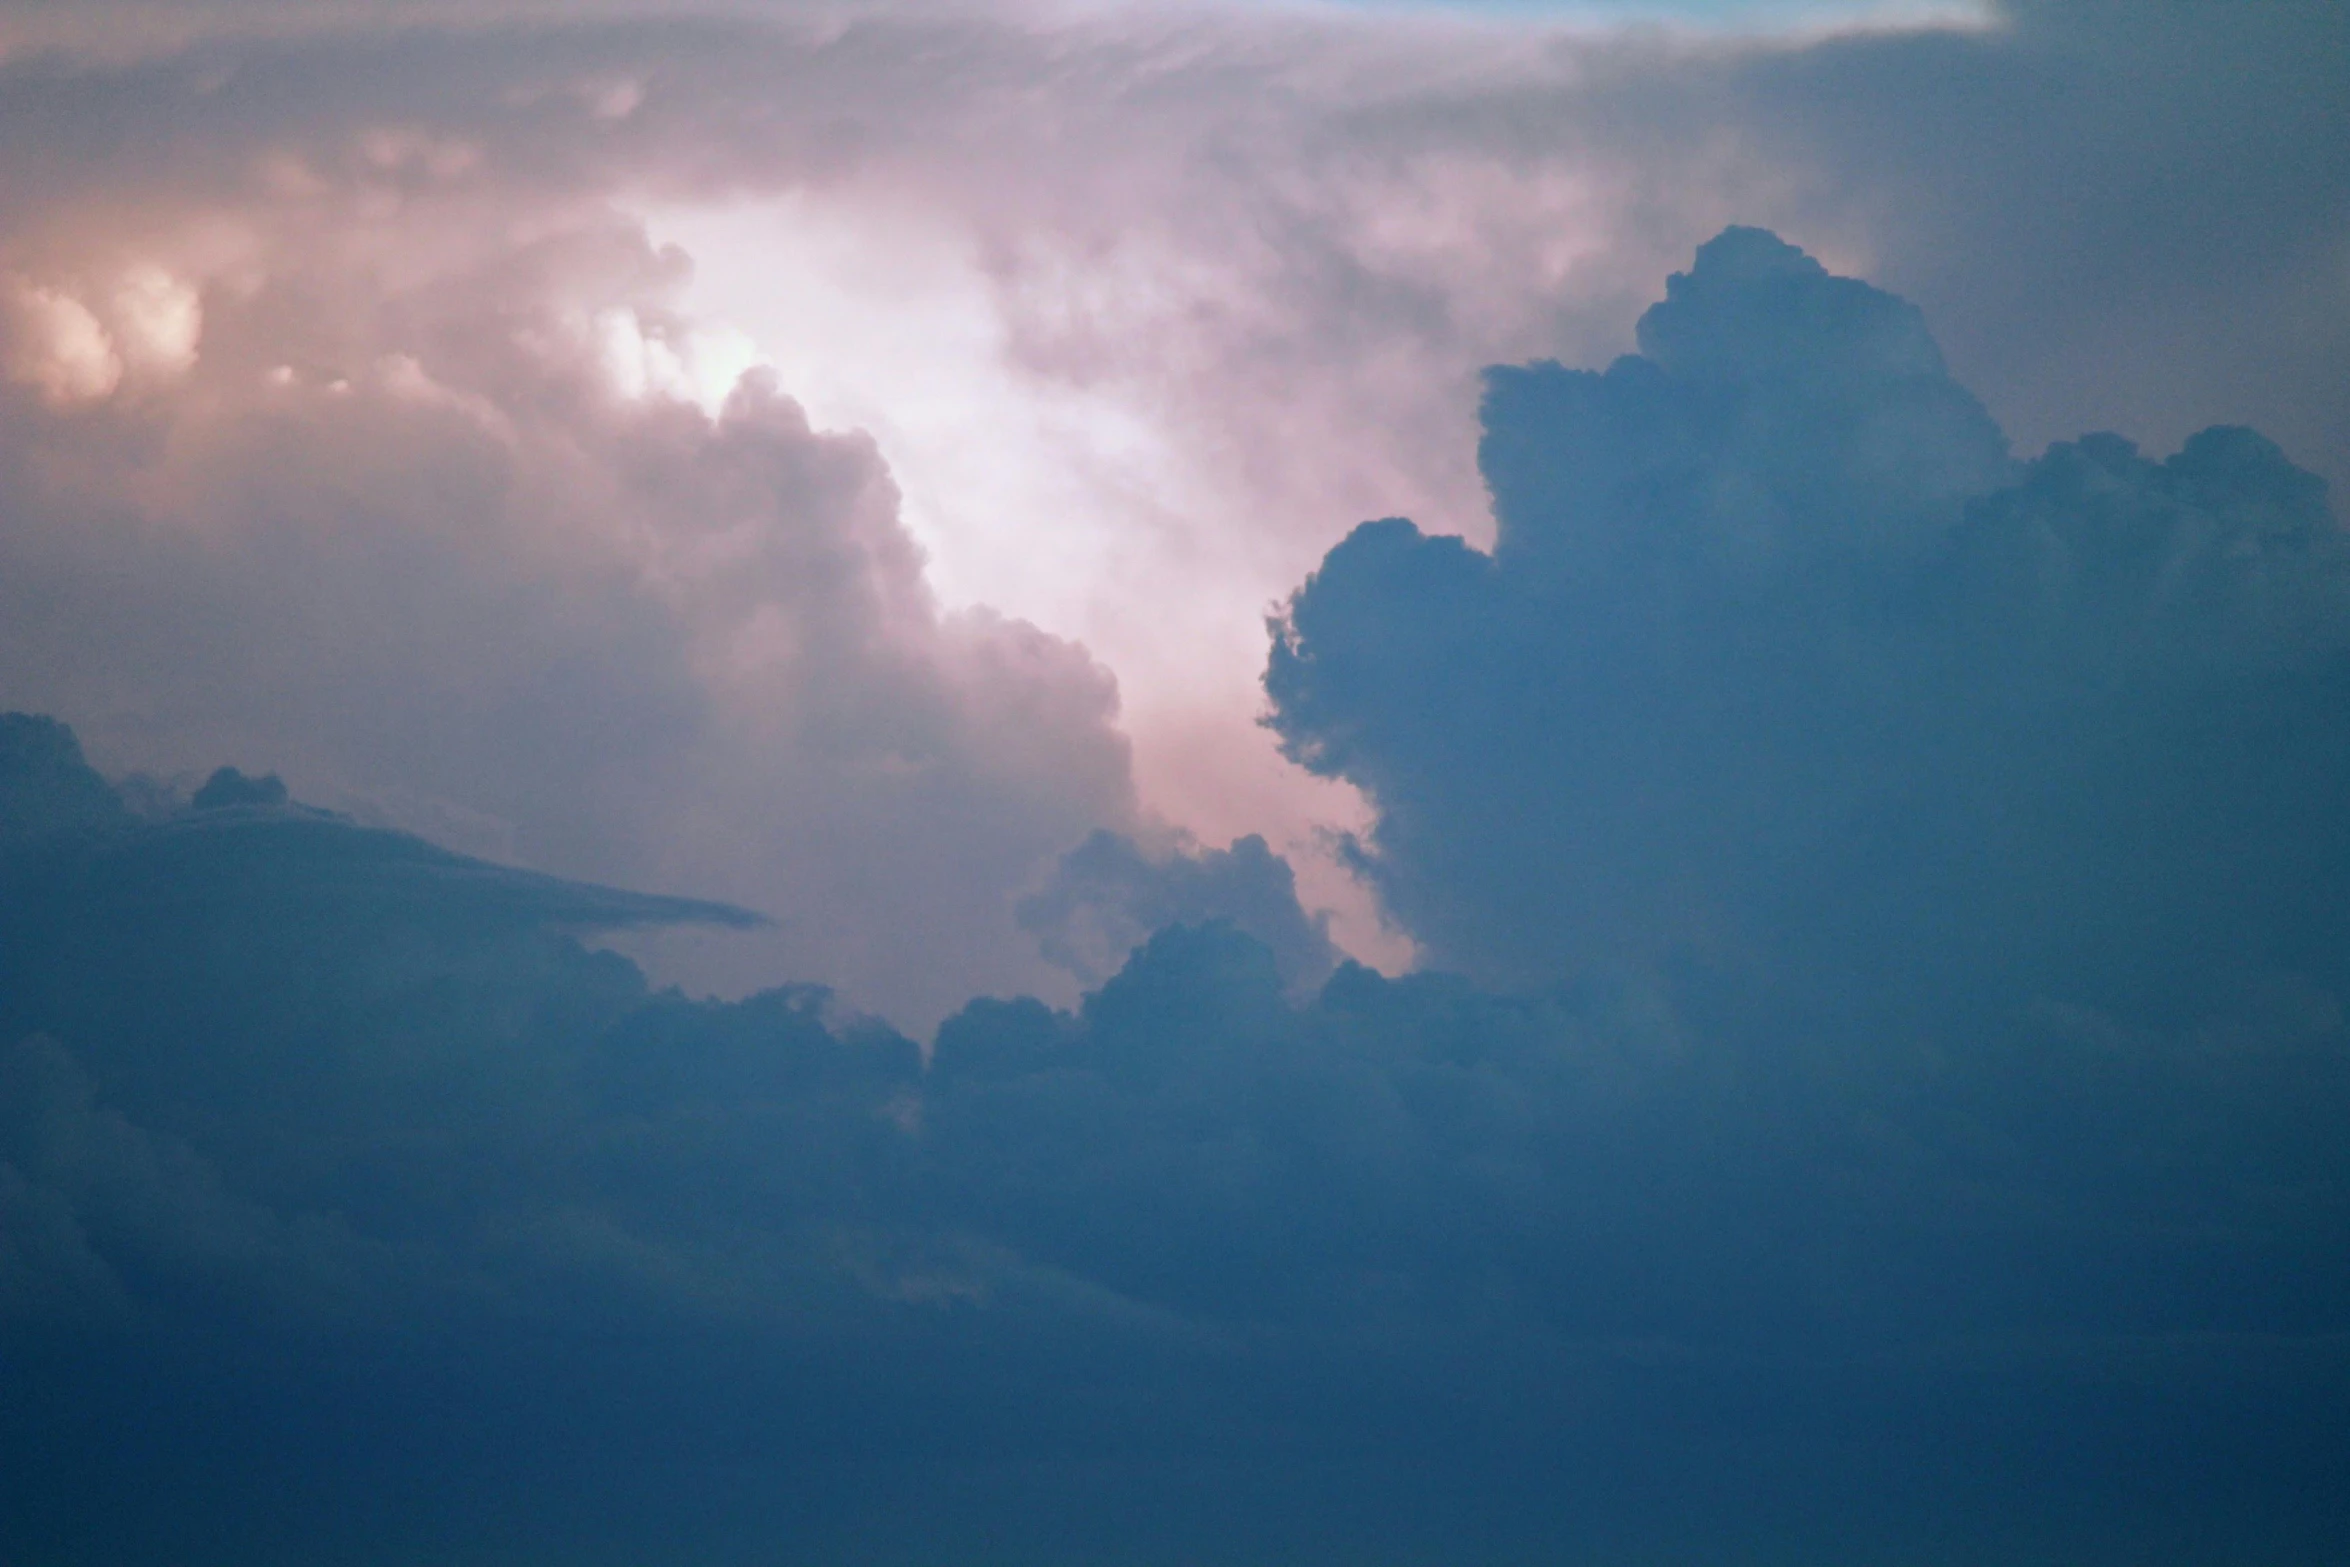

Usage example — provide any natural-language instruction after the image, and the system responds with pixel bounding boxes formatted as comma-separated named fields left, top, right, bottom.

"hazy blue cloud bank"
left=5, top=739, right=2347, bottom=1561
left=8, top=234, right=2350, bottom=1559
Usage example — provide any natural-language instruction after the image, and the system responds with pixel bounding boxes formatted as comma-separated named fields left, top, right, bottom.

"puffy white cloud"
left=3, top=281, right=123, bottom=404
left=107, top=264, right=203, bottom=378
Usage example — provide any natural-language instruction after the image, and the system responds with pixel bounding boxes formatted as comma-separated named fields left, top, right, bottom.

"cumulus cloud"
left=0, top=191, right=1135, bottom=1025
left=1, top=281, right=124, bottom=403
left=1018, top=828, right=1339, bottom=992
left=1271, top=229, right=2350, bottom=1024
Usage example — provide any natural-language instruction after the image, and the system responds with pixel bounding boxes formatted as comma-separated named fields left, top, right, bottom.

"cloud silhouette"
left=1269, top=230, right=2350, bottom=1029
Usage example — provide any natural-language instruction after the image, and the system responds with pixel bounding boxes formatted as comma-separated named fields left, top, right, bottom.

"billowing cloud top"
left=1271, top=228, right=2350, bottom=1018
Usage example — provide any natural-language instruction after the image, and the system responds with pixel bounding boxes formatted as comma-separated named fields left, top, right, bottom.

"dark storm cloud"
left=0, top=712, right=777, bottom=1336
left=1270, top=229, right=2350, bottom=1017
left=11, top=698, right=2346, bottom=1361
left=3, top=712, right=764, bottom=935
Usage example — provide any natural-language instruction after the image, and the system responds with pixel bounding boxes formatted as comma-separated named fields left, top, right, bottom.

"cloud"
left=0, top=0, right=2340, bottom=1020
left=1, top=281, right=124, bottom=403
left=1270, top=229, right=2350, bottom=1025
left=0, top=719, right=869, bottom=1305
left=1018, top=828, right=1340, bottom=991
left=0, top=5, right=2346, bottom=1551
left=0, top=714, right=130, bottom=847
left=0, top=195, right=1135, bottom=1026
left=7, top=663, right=2350, bottom=1558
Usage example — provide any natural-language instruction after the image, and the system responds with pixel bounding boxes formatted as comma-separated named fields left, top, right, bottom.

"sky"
left=2, top=0, right=2348, bottom=1562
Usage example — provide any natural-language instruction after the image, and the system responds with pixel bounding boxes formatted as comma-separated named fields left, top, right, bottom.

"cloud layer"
left=8, top=227, right=2350, bottom=1560
left=5, top=728, right=2348, bottom=1563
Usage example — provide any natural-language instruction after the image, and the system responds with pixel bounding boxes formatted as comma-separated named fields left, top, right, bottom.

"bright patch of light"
left=110, top=266, right=203, bottom=379
left=644, top=197, right=1412, bottom=972
left=645, top=198, right=1192, bottom=653
left=4, top=281, right=124, bottom=404
left=3, top=263, right=203, bottom=406
left=596, top=305, right=760, bottom=415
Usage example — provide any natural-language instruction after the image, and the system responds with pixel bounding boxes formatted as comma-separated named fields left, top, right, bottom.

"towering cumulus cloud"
left=1271, top=228, right=2350, bottom=1027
